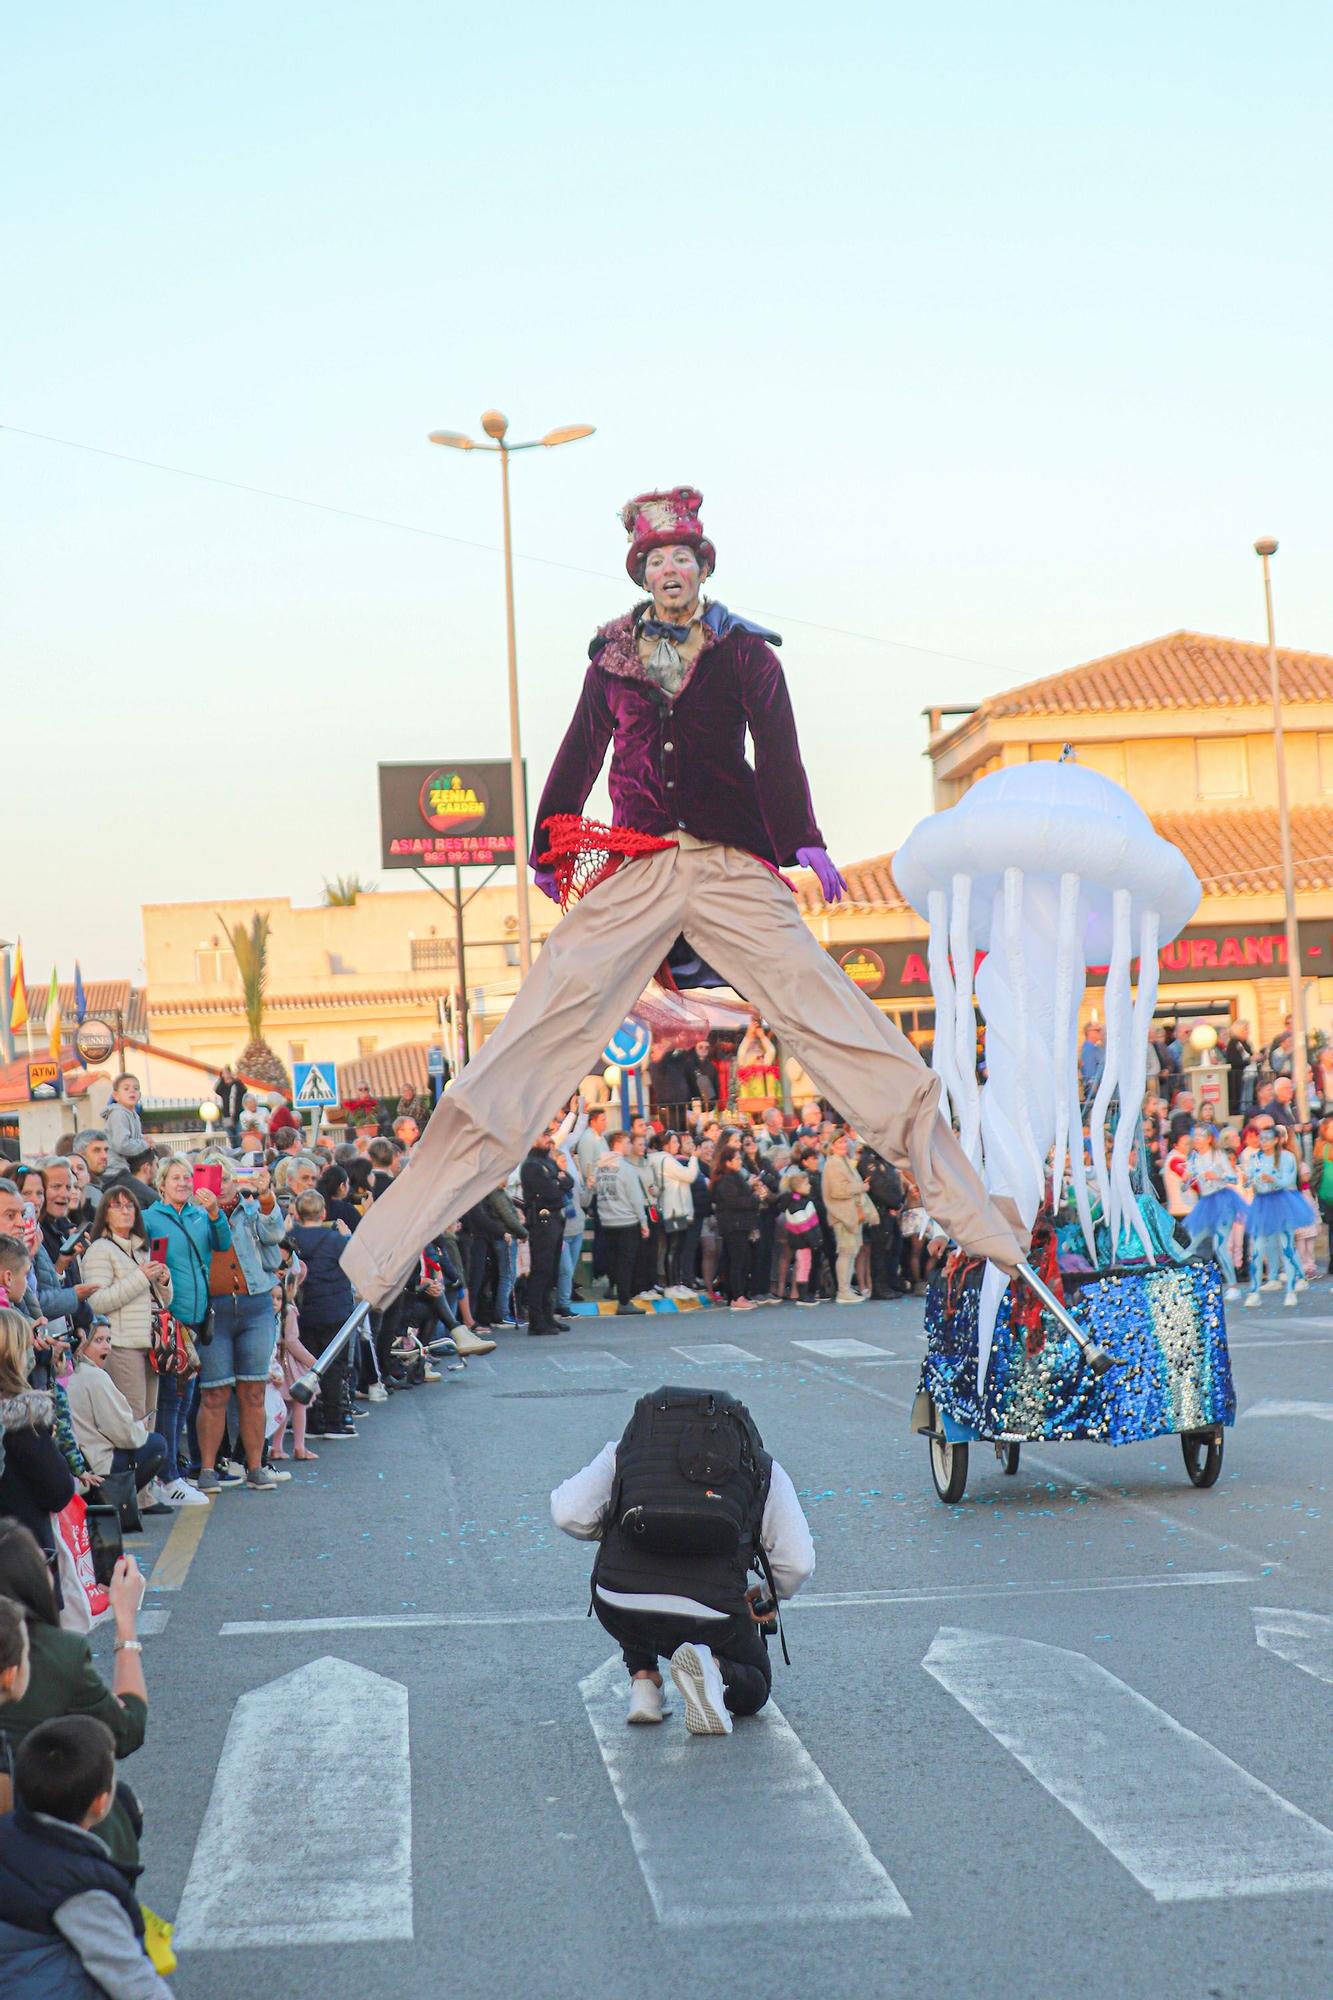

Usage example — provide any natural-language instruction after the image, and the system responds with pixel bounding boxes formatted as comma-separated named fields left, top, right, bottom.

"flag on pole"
left=9, top=942, right=28, bottom=1033
left=74, top=963, right=87, bottom=1024
left=47, top=968, right=62, bottom=1061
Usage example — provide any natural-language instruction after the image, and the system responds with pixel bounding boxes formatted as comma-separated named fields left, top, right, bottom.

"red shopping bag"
left=54, top=1496, right=110, bottom=1623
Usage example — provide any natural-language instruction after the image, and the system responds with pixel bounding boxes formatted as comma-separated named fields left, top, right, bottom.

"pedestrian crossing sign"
left=293, top=1060, right=338, bottom=1108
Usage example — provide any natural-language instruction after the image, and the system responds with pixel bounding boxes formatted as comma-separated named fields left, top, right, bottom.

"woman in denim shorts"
left=195, top=1161, right=286, bottom=1494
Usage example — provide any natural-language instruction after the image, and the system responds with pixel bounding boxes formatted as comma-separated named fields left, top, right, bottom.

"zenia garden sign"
left=378, top=759, right=524, bottom=868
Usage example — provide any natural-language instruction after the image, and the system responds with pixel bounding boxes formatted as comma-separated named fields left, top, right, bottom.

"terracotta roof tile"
left=21, top=980, right=145, bottom=1038
left=792, top=853, right=908, bottom=914
left=337, top=1041, right=434, bottom=1100
left=972, top=630, right=1333, bottom=720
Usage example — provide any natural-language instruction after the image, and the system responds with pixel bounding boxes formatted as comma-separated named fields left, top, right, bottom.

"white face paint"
left=643, top=544, right=704, bottom=621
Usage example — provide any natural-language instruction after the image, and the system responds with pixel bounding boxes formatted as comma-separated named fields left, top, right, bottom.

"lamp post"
left=429, top=412, right=595, bottom=979
left=1254, top=537, right=1310, bottom=1124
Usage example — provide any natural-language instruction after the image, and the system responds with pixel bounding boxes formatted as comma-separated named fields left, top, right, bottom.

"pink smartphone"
left=193, top=1163, right=223, bottom=1199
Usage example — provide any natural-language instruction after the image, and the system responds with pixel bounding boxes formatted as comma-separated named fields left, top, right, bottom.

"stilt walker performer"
left=342, top=486, right=1024, bottom=1309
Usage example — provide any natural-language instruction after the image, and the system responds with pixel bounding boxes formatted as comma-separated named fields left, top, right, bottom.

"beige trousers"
left=107, top=1345, right=155, bottom=1426
left=341, top=842, right=1021, bottom=1307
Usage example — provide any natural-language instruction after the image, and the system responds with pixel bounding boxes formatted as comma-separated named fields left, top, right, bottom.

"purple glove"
left=796, top=845, right=847, bottom=904
left=532, top=864, right=561, bottom=905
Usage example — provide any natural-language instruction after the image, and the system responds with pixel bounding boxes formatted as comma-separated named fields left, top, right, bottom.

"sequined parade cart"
left=889, top=751, right=1234, bottom=1504
left=910, top=1254, right=1236, bottom=1503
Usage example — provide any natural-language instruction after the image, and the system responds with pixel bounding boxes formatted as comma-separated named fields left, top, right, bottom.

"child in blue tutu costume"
left=1242, top=1124, right=1314, bottom=1309
left=1182, top=1122, right=1245, bottom=1300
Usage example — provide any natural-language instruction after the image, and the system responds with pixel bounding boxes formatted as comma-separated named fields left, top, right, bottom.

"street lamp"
left=429, top=410, right=595, bottom=978
left=1254, top=537, right=1310, bottom=1123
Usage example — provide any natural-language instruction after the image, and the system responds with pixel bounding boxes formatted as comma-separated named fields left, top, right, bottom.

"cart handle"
left=1011, top=1260, right=1115, bottom=1377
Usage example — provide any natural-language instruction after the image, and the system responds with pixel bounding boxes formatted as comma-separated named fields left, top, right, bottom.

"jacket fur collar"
left=0, top=1388, right=55, bottom=1433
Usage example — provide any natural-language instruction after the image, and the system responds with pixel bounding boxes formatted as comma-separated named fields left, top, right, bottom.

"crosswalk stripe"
left=550, top=1349, right=630, bottom=1372
left=580, top=1653, right=910, bottom=1924
left=671, top=1341, right=761, bottom=1364
left=1243, top=1399, right=1333, bottom=1423
left=1254, top=1608, right=1333, bottom=1687
left=174, top=1657, right=413, bottom=1948
left=791, top=1338, right=894, bottom=1359
left=923, top=1626, right=1333, bottom=1901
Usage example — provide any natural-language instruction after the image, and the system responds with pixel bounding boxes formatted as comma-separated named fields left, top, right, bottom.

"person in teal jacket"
left=140, top=1157, right=231, bottom=1502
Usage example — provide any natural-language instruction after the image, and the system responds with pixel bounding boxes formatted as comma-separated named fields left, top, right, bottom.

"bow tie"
left=641, top=616, right=695, bottom=644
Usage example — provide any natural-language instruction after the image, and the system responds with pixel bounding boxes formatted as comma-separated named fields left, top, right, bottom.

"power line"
left=0, top=421, right=1008, bottom=675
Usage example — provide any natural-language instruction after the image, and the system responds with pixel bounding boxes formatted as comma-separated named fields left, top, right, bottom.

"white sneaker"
left=1224, top=1286, right=1241, bottom=1301
left=836, top=1292, right=867, bottom=1305
left=667, top=1284, right=695, bottom=1300
left=162, top=1478, right=209, bottom=1508
left=1244, top=1291, right=1261, bottom=1309
left=669, top=1643, right=732, bottom=1736
left=1295, top=1277, right=1310, bottom=1292
left=1261, top=1278, right=1282, bottom=1292
left=1283, top=1290, right=1299, bottom=1308
left=366, top=1382, right=389, bottom=1403
left=626, top=1679, right=669, bottom=1725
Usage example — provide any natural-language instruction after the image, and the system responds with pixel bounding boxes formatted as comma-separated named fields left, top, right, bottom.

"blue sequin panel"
left=918, top=1262, right=1236, bottom=1444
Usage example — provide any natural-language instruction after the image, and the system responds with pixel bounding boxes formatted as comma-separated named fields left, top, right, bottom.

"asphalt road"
left=105, top=1287, right=1332, bottom=2000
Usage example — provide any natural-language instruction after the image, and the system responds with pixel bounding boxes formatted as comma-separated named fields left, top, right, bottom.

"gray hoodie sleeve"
left=53, top=1891, right=176, bottom=1998
left=104, top=1103, right=145, bottom=1177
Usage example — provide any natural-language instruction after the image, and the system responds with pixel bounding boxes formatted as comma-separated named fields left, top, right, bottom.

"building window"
left=503, top=943, right=520, bottom=967
left=1196, top=738, right=1248, bottom=801
left=194, top=948, right=228, bottom=984
left=288, top=1041, right=306, bottom=1064
left=410, top=936, right=457, bottom=971
left=357, top=1036, right=378, bottom=1057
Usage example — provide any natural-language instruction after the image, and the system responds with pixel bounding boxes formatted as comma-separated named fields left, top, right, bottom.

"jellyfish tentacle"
left=1049, top=870, right=1081, bottom=1215
left=1004, top=866, right=1044, bottom=1185
left=926, top=887, right=960, bottom=1130
left=948, top=872, right=982, bottom=1169
left=1110, top=908, right=1161, bottom=1262
left=1088, top=887, right=1132, bottom=1245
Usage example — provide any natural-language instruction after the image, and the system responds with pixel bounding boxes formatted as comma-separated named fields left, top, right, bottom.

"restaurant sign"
left=378, top=760, right=523, bottom=868
left=832, top=922, right=1333, bottom=1000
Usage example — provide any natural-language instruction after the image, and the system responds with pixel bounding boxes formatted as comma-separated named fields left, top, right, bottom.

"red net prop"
left=942, top=1207, right=1063, bottom=1357
left=540, top=815, right=677, bottom=912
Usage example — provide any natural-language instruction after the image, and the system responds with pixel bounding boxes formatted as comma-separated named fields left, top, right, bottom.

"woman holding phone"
left=140, top=1157, right=231, bottom=1505
left=81, top=1187, right=173, bottom=1430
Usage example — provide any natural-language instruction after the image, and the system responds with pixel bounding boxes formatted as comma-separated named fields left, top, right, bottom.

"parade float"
left=892, top=751, right=1237, bottom=1501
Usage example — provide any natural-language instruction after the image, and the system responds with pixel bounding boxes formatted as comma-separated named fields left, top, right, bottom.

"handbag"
left=209, top=1246, right=247, bottom=1297
left=95, top=1464, right=142, bottom=1535
left=149, top=1307, right=198, bottom=1378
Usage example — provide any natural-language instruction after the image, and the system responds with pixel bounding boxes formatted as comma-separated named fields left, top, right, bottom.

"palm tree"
left=218, top=911, right=290, bottom=1091
left=322, top=873, right=376, bottom=907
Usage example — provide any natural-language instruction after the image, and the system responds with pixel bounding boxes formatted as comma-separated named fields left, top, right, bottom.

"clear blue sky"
left=5, top=2, right=1332, bottom=982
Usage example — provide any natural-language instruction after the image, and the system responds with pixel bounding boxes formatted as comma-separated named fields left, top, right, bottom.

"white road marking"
left=791, top=1338, right=894, bottom=1359
left=219, top=1570, right=1255, bottom=1639
left=1243, top=1399, right=1333, bottom=1423
left=579, top=1652, right=909, bottom=1924
left=137, top=1607, right=171, bottom=1636
left=1254, top=1608, right=1333, bottom=1687
left=1230, top=1337, right=1333, bottom=1349
left=174, top=1656, right=412, bottom=1948
left=671, top=1341, right=761, bottom=1364
left=550, top=1348, right=630, bottom=1373
left=923, top=1626, right=1333, bottom=1902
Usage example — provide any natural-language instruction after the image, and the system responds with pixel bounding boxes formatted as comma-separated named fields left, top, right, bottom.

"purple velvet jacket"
left=530, top=607, right=824, bottom=870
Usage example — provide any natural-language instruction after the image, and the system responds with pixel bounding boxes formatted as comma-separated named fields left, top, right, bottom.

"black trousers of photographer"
left=527, top=1212, right=564, bottom=1333
left=594, top=1598, right=772, bottom=1715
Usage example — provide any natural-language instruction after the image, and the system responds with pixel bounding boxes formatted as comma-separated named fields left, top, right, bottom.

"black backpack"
left=608, top=1385, right=771, bottom=1560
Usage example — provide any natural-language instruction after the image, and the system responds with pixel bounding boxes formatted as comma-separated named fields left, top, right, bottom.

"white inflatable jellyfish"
left=892, top=752, right=1199, bottom=1387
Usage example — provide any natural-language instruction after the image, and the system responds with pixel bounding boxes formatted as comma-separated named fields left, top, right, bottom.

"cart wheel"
left=930, top=1434, right=969, bottom=1503
left=1181, top=1429, right=1224, bottom=1488
left=997, top=1442, right=1021, bottom=1476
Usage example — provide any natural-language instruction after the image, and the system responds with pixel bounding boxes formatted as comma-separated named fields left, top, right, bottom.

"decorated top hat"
left=620, top=487, right=716, bottom=585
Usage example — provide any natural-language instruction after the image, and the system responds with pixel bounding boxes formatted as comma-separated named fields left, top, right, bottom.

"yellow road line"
left=149, top=1499, right=213, bottom=1591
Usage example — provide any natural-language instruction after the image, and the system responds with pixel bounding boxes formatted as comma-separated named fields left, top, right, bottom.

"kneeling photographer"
left=552, top=1386, right=814, bottom=1736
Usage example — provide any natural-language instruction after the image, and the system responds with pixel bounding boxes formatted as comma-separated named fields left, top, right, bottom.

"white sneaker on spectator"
left=367, top=1383, right=389, bottom=1403
left=836, top=1292, right=867, bottom=1305
left=161, top=1478, right=209, bottom=1508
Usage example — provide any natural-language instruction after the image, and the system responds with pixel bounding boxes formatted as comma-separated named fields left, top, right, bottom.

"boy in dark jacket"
left=290, top=1193, right=357, bottom=1440
left=0, top=1714, right=174, bottom=1997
